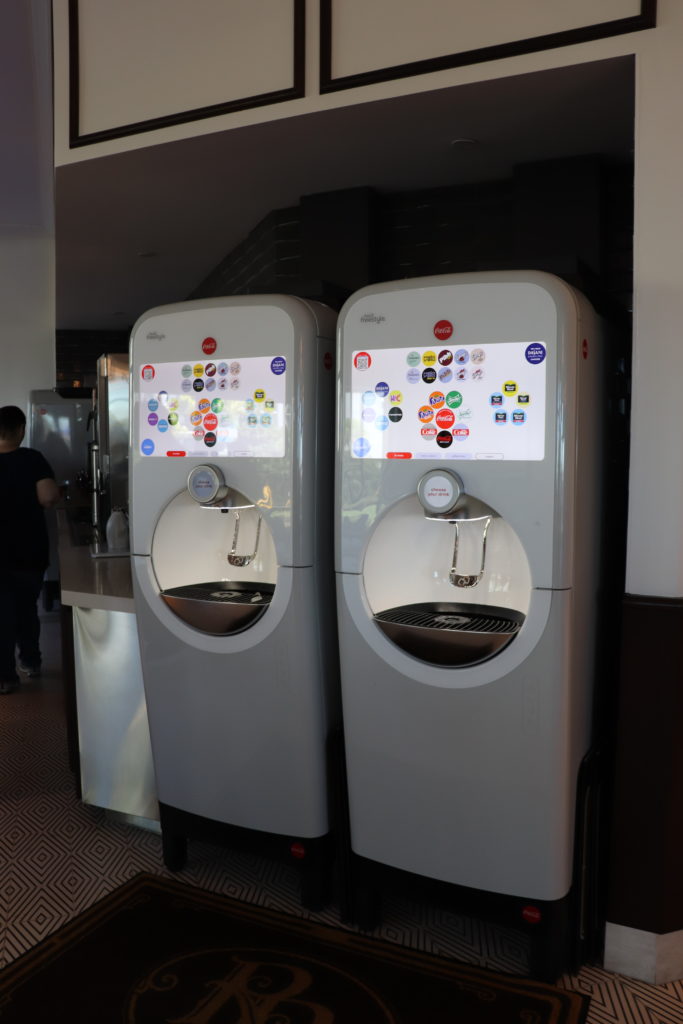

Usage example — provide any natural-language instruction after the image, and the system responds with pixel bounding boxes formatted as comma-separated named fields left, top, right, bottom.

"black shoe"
left=0, top=677, right=19, bottom=694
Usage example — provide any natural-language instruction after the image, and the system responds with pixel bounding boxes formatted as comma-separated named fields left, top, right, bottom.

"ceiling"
left=2, top=3, right=635, bottom=332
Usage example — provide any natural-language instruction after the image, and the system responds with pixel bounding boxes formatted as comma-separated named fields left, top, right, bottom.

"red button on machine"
left=522, top=905, right=542, bottom=925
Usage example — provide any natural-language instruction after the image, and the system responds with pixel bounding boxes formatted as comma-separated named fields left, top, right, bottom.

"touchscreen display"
left=350, top=341, right=546, bottom=461
left=137, top=355, right=287, bottom=458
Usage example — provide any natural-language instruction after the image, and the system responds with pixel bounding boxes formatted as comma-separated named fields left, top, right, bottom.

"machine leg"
left=529, top=936, right=567, bottom=983
left=350, top=857, right=382, bottom=931
left=355, top=886, right=381, bottom=931
left=300, top=859, right=331, bottom=912
left=162, top=831, right=187, bottom=872
left=527, top=902, right=574, bottom=982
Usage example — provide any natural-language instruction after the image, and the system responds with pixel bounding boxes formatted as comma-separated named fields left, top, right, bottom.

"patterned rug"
left=0, top=873, right=588, bottom=1023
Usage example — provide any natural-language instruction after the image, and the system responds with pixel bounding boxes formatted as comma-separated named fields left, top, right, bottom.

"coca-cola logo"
left=434, top=320, right=453, bottom=340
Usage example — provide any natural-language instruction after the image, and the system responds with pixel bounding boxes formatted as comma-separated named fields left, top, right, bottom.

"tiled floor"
left=1, top=611, right=682, bottom=1022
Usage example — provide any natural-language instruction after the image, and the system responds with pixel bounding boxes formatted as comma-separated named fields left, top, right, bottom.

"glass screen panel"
left=349, top=341, right=546, bottom=461
left=137, top=356, right=287, bottom=458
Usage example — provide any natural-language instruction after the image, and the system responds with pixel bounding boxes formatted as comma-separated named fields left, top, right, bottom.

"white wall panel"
left=0, top=0, right=55, bottom=411
left=625, top=0, right=683, bottom=596
left=74, top=0, right=299, bottom=138
left=327, top=0, right=643, bottom=81
left=0, top=233, right=55, bottom=408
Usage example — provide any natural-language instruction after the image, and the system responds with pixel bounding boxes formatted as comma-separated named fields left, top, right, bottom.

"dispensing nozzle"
left=449, top=517, right=492, bottom=588
left=227, top=510, right=262, bottom=567
left=186, top=465, right=262, bottom=565
left=416, top=470, right=497, bottom=589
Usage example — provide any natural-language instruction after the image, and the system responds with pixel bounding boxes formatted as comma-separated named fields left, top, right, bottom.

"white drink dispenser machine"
left=335, top=271, right=605, bottom=976
left=130, top=295, right=338, bottom=907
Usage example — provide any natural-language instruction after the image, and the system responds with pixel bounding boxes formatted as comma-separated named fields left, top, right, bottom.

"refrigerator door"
left=28, top=389, right=91, bottom=585
left=95, top=353, right=130, bottom=528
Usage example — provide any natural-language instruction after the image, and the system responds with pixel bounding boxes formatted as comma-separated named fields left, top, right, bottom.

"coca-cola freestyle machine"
left=336, top=271, right=605, bottom=976
left=130, top=296, right=338, bottom=907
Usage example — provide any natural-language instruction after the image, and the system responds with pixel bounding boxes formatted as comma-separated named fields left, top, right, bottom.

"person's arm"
left=36, top=477, right=60, bottom=508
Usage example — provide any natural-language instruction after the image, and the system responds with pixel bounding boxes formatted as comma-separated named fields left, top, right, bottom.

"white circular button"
left=187, top=465, right=226, bottom=504
left=416, top=470, right=463, bottom=515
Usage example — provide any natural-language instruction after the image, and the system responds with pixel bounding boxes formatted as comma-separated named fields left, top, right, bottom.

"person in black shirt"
left=0, top=406, right=60, bottom=693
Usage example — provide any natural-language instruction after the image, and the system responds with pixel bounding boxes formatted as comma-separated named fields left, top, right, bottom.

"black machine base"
left=348, top=854, right=577, bottom=982
left=158, top=802, right=334, bottom=912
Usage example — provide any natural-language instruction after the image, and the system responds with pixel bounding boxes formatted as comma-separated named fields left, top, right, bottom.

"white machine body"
left=336, top=271, right=604, bottom=900
left=130, top=296, right=337, bottom=838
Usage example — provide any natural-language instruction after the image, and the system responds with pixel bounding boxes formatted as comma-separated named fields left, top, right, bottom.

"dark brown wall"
left=57, top=156, right=633, bottom=385
left=607, top=595, right=683, bottom=934
left=189, top=157, right=633, bottom=325
left=56, top=330, right=130, bottom=390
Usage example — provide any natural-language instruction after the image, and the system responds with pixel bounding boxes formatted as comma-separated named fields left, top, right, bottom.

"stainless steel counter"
left=57, top=509, right=135, bottom=612
left=57, top=509, right=159, bottom=826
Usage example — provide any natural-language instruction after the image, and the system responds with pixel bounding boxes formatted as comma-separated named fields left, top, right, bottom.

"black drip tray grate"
left=161, top=580, right=274, bottom=635
left=164, top=582, right=274, bottom=605
left=376, top=606, right=522, bottom=635
left=374, top=601, right=524, bottom=666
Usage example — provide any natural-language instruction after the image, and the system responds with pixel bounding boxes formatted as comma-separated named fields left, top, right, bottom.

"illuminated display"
left=350, top=341, right=546, bottom=460
left=137, top=356, right=287, bottom=458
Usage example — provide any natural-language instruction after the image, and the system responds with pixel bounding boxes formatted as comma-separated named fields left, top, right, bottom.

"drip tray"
left=161, top=581, right=274, bottom=635
left=374, top=601, right=524, bottom=666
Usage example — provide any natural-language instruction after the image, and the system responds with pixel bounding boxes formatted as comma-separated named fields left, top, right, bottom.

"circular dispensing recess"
left=416, top=469, right=463, bottom=516
left=154, top=477, right=277, bottom=636
left=187, top=464, right=228, bottom=505
left=367, top=473, right=528, bottom=667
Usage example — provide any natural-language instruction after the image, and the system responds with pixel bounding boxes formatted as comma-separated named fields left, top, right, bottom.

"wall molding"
left=320, top=0, right=656, bottom=93
left=68, top=0, right=306, bottom=148
left=605, top=922, right=683, bottom=984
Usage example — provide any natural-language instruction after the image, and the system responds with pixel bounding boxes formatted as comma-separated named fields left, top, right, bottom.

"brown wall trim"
left=607, top=591, right=683, bottom=934
left=68, top=0, right=306, bottom=148
left=320, top=1, right=656, bottom=93
left=621, top=592, right=683, bottom=608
